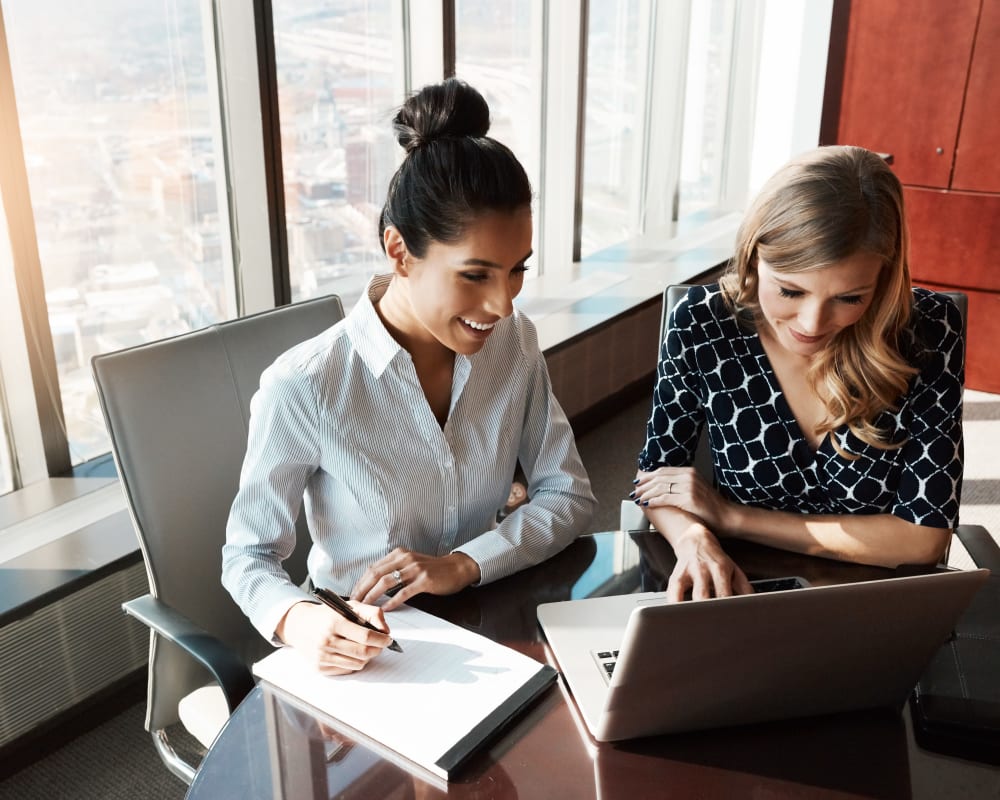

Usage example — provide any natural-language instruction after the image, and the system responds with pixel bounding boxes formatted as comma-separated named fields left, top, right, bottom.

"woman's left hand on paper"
left=632, top=467, right=734, bottom=533
left=351, top=547, right=482, bottom=611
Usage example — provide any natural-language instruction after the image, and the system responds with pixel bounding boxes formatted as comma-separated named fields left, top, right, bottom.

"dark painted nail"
left=628, top=491, right=636, bottom=499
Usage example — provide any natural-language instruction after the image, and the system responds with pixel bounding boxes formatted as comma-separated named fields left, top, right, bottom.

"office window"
left=0, top=1, right=831, bottom=501
left=3, top=0, right=231, bottom=465
left=678, top=0, right=736, bottom=218
left=454, top=0, right=543, bottom=264
left=272, top=1, right=401, bottom=308
left=579, top=0, right=644, bottom=259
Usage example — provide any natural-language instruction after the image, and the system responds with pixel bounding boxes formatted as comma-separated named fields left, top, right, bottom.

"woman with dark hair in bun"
left=223, top=78, right=596, bottom=674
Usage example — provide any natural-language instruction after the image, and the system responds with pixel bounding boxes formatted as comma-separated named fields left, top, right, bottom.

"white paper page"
left=253, top=604, right=548, bottom=776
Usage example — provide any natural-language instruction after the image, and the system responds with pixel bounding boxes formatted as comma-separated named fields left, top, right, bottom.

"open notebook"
left=253, top=604, right=556, bottom=781
left=538, top=568, right=989, bottom=742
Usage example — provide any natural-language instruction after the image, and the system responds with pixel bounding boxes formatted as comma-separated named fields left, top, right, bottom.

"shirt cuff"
left=452, top=540, right=505, bottom=586
left=256, top=583, right=316, bottom=645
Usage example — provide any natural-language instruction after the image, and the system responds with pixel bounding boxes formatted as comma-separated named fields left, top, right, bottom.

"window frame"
left=214, top=0, right=288, bottom=315
left=538, top=0, right=587, bottom=273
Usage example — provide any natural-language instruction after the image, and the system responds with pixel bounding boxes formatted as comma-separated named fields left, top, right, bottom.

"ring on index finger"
left=668, top=482, right=675, bottom=494
left=391, top=569, right=403, bottom=587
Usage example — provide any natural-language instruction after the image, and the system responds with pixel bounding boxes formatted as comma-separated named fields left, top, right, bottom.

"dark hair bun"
left=379, top=78, right=531, bottom=257
left=393, top=78, right=490, bottom=153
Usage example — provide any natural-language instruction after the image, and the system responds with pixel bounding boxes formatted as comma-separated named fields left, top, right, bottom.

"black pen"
left=312, top=587, right=403, bottom=653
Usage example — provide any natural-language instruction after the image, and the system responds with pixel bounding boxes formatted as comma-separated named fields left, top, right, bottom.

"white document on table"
left=252, top=603, right=557, bottom=781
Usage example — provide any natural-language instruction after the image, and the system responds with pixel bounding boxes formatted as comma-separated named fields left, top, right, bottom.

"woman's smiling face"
left=755, top=251, right=882, bottom=358
left=396, top=207, right=533, bottom=356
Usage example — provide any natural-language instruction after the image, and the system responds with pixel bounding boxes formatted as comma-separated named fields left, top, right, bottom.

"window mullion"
left=718, top=0, right=765, bottom=212
left=405, top=0, right=446, bottom=88
left=0, top=5, right=70, bottom=480
left=539, top=0, right=586, bottom=280
left=213, top=0, right=284, bottom=314
left=641, top=0, right=692, bottom=233
left=0, top=209, right=48, bottom=488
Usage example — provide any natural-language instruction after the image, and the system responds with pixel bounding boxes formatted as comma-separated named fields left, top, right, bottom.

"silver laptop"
left=537, top=569, right=989, bottom=742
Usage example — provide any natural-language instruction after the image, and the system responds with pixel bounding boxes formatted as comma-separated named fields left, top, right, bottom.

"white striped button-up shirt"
left=222, top=275, right=596, bottom=640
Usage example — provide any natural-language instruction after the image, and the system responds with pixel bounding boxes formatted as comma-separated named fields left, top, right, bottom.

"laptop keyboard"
left=592, top=649, right=620, bottom=683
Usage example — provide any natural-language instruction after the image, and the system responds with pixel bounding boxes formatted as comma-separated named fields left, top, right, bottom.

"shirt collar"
left=346, top=274, right=405, bottom=378
left=346, top=273, right=473, bottom=380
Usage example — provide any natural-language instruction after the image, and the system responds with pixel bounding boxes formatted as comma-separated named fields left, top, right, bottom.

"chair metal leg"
left=151, top=728, right=197, bottom=785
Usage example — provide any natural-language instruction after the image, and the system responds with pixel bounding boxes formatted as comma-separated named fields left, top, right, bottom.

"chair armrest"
left=123, top=594, right=255, bottom=713
left=955, top=524, right=1000, bottom=574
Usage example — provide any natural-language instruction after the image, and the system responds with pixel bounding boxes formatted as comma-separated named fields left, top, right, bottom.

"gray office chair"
left=622, top=285, right=984, bottom=569
left=92, top=294, right=344, bottom=784
left=621, top=285, right=711, bottom=532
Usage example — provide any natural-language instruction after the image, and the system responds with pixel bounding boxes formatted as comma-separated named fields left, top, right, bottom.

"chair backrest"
left=941, top=291, right=968, bottom=362
left=660, top=285, right=715, bottom=482
left=93, top=295, right=344, bottom=731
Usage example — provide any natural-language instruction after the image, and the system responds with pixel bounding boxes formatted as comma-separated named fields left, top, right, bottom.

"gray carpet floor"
left=0, top=702, right=184, bottom=799
left=2, top=389, right=998, bottom=799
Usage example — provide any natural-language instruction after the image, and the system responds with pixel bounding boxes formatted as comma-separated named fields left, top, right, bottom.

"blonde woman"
left=632, top=146, right=964, bottom=601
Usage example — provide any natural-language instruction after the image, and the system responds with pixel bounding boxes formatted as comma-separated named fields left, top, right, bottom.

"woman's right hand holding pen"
left=276, top=599, right=393, bottom=675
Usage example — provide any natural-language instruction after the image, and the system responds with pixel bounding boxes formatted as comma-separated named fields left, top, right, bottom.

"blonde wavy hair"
left=720, top=146, right=916, bottom=456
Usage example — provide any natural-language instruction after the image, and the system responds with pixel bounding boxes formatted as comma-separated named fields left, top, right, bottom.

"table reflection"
left=260, top=685, right=532, bottom=799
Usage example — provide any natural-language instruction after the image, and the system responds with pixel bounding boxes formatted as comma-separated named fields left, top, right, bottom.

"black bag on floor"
left=910, top=528, right=1000, bottom=765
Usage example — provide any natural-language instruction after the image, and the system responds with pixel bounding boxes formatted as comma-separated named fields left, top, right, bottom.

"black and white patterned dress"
left=638, top=284, right=964, bottom=529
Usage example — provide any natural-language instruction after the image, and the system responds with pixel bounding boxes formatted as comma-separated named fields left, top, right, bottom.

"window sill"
left=0, top=478, right=138, bottom=626
left=520, top=211, right=739, bottom=352
left=0, top=478, right=125, bottom=564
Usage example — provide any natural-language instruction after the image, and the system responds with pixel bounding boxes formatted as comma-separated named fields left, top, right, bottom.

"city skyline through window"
left=274, top=0, right=401, bottom=309
left=0, top=1, right=832, bottom=495
left=3, top=0, right=230, bottom=465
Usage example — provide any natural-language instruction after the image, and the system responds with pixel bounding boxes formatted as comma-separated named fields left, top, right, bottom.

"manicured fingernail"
left=632, top=478, right=639, bottom=484
left=634, top=498, right=641, bottom=504
left=642, top=501, right=649, bottom=506
left=628, top=491, right=636, bottom=499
